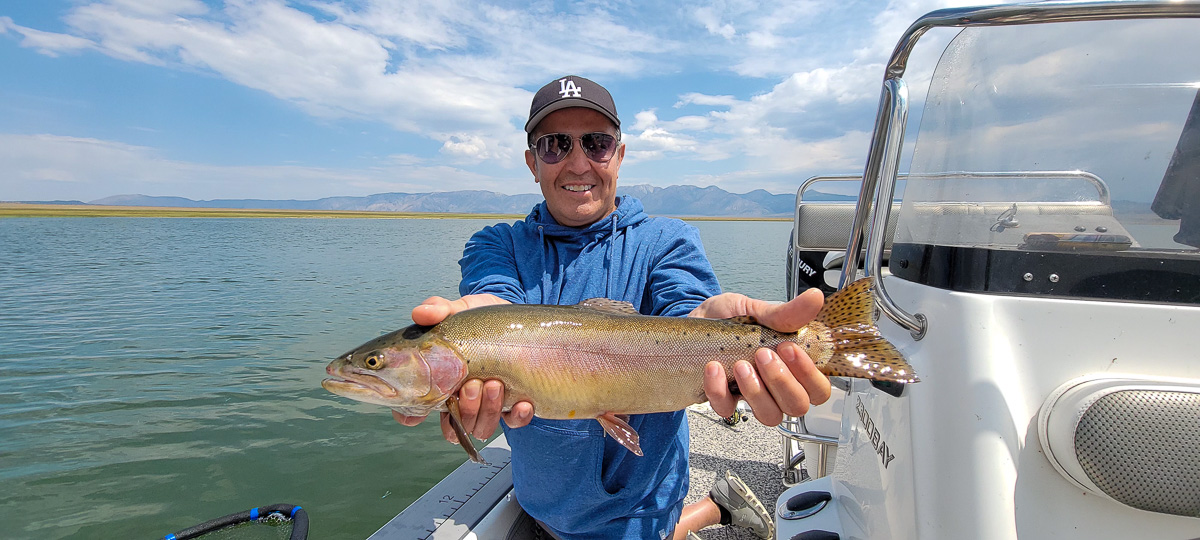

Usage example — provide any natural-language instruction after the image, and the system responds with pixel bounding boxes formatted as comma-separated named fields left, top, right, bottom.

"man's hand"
left=391, top=294, right=535, bottom=442
left=689, top=288, right=832, bottom=427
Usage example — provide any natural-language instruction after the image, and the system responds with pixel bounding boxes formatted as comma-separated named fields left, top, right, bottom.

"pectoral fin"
left=446, top=396, right=487, bottom=465
left=596, top=412, right=642, bottom=456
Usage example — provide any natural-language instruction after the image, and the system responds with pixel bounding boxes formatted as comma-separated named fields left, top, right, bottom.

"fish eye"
left=365, top=354, right=383, bottom=370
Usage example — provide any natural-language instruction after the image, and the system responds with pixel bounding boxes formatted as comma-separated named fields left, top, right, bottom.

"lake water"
left=0, top=217, right=791, bottom=540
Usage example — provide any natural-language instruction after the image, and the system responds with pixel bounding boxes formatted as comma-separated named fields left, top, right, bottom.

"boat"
left=369, top=1, right=1200, bottom=538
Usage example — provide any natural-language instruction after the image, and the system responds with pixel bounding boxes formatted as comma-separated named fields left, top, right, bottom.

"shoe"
left=709, top=470, right=773, bottom=539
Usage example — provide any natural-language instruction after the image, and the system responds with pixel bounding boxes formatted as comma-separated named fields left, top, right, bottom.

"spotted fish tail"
left=815, top=277, right=919, bottom=384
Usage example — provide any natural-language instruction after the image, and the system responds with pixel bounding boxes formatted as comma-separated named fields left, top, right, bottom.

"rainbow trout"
left=322, top=277, right=917, bottom=463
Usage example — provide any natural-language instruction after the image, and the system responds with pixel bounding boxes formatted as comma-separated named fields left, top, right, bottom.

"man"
left=396, top=75, right=831, bottom=539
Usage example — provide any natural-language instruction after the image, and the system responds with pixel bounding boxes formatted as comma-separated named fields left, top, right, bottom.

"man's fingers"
left=778, top=342, right=832, bottom=406
left=455, top=379, right=483, bottom=435
left=749, top=288, right=824, bottom=333
left=391, top=410, right=428, bottom=426
left=735, top=357, right=785, bottom=427
left=703, top=361, right=738, bottom=418
left=412, top=296, right=475, bottom=326
left=414, top=294, right=511, bottom=326
left=502, top=401, right=534, bottom=429
left=412, top=297, right=452, bottom=326
left=754, top=347, right=812, bottom=419
left=472, top=380, right=505, bottom=440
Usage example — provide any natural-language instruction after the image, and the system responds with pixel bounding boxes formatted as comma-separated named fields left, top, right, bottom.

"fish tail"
left=814, top=278, right=920, bottom=384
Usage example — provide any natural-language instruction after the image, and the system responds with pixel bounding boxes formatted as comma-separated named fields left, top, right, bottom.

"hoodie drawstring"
left=538, top=225, right=553, bottom=303
left=605, top=213, right=617, bottom=298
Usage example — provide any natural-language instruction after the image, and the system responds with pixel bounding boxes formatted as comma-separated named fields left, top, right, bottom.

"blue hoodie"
left=459, top=196, right=721, bottom=539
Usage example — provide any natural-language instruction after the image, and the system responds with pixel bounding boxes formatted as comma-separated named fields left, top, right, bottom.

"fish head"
left=322, top=324, right=468, bottom=416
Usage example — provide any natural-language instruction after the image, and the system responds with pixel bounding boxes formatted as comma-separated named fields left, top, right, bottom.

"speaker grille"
left=1074, top=390, right=1200, bottom=517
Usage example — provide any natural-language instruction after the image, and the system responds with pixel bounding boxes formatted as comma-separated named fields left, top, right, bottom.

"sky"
left=1, top=0, right=985, bottom=202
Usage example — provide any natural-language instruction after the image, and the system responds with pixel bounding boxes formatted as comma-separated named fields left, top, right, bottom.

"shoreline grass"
left=0, top=203, right=790, bottom=221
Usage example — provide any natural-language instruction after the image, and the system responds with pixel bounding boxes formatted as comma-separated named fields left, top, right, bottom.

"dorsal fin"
left=815, top=277, right=875, bottom=327
left=578, top=298, right=640, bottom=315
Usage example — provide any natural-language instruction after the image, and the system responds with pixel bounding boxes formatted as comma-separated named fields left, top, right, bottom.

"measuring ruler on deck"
left=369, top=437, right=515, bottom=540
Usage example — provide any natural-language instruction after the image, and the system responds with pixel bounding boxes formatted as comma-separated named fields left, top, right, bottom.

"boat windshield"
left=891, top=18, right=1200, bottom=305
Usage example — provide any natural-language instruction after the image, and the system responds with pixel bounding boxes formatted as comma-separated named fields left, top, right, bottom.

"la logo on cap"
left=524, top=75, right=619, bottom=134
left=558, top=78, right=583, bottom=99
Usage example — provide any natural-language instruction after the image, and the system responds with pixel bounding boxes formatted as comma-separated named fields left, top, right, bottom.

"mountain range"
left=74, top=184, right=855, bottom=217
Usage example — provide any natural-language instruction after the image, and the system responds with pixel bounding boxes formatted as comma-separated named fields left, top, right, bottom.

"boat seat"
left=794, top=202, right=900, bottom=251
left=791, top=202, right=899, bottom=294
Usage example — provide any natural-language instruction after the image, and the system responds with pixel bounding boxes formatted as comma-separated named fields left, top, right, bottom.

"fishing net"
left=163, top=504, right=307, bottom=540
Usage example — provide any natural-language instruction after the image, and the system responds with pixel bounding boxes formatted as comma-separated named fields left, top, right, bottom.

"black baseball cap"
left=524, top=75, right=620, bottom=136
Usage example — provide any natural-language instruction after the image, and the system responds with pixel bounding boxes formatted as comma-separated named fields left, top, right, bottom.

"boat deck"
left=684, top=404, right=789, bottom=539
left=369, top=404, right=794, bottom=540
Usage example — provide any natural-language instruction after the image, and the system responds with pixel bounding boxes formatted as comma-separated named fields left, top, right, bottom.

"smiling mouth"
left=563, top=184, right=593, bottom=192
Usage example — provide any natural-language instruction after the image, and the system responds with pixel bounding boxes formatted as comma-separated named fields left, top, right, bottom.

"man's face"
left=525, top=108, right=624, bottom=228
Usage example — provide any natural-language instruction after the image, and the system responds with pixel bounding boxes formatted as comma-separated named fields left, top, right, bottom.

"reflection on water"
left=0, top=217, right=790, bottom=539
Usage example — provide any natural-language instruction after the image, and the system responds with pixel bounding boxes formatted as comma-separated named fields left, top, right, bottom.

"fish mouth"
left=321, top=373, right=400, bottom=399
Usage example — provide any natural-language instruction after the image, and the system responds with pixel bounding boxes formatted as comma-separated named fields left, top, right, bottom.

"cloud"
left=5, top=0, right=682, bottom=167
left=618, top=62, right=881, bottom=184
left=2, top=0, right=1015, bottom=200
left=608, top=0, right=996, bottom=193
left=677, top=129, right=873, bottom=194
left=675, top=93, right=740, bottom=108
left=9, top=1, right=541, bottom=164
left=693, top=6, right=735, bottom=40
left=619, top=2, right=934, bottom=146
left=0, top=16, right=95, bottom=56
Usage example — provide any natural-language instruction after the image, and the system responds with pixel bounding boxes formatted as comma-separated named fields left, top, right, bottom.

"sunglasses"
left=530, top=132, right=620, bottom=164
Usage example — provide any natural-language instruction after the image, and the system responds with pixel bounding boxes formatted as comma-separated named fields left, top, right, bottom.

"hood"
left=522, top=195, right=648, bottom=302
